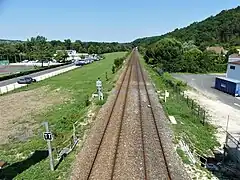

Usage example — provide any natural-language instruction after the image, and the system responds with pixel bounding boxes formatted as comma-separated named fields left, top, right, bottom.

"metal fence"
left=226, top=132, right=239, bottom=149
left=163, top=77, right=207, bottom=125
left=225, top=132, right=240, bottom=169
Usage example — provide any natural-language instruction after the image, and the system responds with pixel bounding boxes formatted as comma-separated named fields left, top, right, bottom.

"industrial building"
left=215, top=54, right=240, bottom=96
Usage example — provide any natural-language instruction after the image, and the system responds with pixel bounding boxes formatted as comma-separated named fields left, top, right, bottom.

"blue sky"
left=0, top=0, right=239, bottom=42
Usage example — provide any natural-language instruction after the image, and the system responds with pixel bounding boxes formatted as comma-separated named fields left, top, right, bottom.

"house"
left=215, top=54, right=240, bottom=96
left=228, top=53, right=240, bottom=63
left=206, top=46, right=227, bottom=55
left=226, top=54, right=240, bottom=81
left=55, top=50, right=81, bottom=61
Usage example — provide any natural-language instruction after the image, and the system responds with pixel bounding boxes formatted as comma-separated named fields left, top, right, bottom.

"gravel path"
left=70, top=50, right=190, bottom=180
left=137, top=61, right=170, bottom=179
left=88, top=66, right=132, bottom=180
left=112, top=63, right=145, bottom=180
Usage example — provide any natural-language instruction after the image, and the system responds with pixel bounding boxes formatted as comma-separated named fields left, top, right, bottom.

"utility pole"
left=43, top=121, right=54, bottom=171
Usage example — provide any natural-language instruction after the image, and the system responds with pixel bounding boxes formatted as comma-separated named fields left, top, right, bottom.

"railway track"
left=71, top=48, right=173, bottom=180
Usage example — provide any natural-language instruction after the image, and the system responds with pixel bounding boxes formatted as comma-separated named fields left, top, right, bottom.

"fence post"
left=203, top=110, right=206, bottom=125
left=198, top=105, right=200, bottom=116
left=186, top=95, right=189, bottom=105
left=73, top=123, right=76, bottom=143
left=191, top=99, right=194, bottom=109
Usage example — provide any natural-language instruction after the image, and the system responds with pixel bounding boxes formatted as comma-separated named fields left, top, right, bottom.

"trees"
left=148, top=38, right=183, bottom=72
left=64, top=39, right=72, bottom=50
left=183, top=48, right=203, bottom=73
left=133, top=6, right=240, bottom=48
left=88, top=45, right=96, bottom=54
left=0, top=36, right=132, bottom=64
left=54, top=51, right=69, bottom=62
left=144, top=37, right=227, bottom=73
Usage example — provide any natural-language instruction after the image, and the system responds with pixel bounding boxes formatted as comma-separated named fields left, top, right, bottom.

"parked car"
left=17, top=76, right=36, bottom=84
left=75, top=60, right=86, bottom=66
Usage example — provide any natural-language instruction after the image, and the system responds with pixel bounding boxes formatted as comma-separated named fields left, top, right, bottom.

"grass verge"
left=140, top=57, right=220, bottom=158
left=0, top=52, right=127, bottom=180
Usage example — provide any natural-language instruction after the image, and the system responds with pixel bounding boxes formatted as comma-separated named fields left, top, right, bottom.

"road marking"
left=234, top=103, right=240, bottom=107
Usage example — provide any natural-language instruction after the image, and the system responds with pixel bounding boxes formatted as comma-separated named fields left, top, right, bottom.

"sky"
left=0, top=0, right=239, bottom=42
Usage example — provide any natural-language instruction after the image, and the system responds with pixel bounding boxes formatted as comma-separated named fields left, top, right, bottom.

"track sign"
left=43, top=132, right=53, bottom=141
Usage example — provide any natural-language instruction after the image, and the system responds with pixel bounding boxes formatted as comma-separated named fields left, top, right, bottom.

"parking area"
left=172, top=73, right=240, bottom=110
left=172, top=73, right=240, bottom=145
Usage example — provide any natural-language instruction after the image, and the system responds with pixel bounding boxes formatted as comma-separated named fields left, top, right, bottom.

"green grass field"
left=0, top=52, right=127, bottom=180
left=140, top=57, right=219, bottom=158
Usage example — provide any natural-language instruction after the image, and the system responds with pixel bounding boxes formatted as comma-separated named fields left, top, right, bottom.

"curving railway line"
left=71, top=48, right=182, bottom=180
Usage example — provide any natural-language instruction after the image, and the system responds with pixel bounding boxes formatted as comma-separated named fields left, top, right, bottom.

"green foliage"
left=105, top=72, right=109, bottom=81
left=176, top=148, right=191, bottom=164
left=0, top=36, right=132, bottom=63
left=142, top=58, right=220, bottom=156
left=162, top=72, right=187, bottom=90
left=113, top=51, right=130, bottom=69
left=85, top=95, right=91, bottom=107
left=54, top=51, right=69, bottom=62
left=112, top=65, right=115, bottom=74
left=133, top=6, right=240, bottom=47
left=144, top=37, right=227, bottom=73
left=114, top=57, right=124, bottom=68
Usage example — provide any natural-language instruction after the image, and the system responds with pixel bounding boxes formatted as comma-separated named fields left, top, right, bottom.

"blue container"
left=215, top=77, right=240, bottom=96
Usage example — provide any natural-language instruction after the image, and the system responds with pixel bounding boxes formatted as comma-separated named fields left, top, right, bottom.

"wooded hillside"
left=133, top=6, right=240, bottom=48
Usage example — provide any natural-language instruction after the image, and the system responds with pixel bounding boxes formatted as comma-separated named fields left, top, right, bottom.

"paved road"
left=0, top=64, right=74, bottom=87
left=172, top=73, right=240, bottom=110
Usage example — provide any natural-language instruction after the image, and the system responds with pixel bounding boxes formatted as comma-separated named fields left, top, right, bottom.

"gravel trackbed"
left=70, top=49, right=190, bottom=180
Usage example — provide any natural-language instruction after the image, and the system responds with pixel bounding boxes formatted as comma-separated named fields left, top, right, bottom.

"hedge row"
left=112, top=52, right=130, bottom=74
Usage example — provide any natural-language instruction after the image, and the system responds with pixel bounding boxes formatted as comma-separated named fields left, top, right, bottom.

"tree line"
left=133, top=6, right=240, bottom=50
left=0, top=36, right=132, bottom=63
left=143, top=38, right=228, bottom=73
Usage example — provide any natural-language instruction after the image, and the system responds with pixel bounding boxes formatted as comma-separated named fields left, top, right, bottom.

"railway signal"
left=96, top=78, right=103, bottom=100
left=42, top=121, right=54, bottom=171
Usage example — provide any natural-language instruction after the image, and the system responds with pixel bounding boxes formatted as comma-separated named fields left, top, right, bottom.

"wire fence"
left=162, top=77, right=207, bottom=126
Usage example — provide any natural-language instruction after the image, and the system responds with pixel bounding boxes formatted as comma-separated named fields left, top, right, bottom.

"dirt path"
left=0, top=86, right=66, bottom=145
left=184, top=89, right=240, bottom=145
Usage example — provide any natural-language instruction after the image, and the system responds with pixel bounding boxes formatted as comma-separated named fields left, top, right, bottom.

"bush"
left=162, top=72, right=187, bottom=90
left=112, top=65, right=115, bottom=74
left=85, top=95, right=90, bottom=107
left=112, top=51, right=130, bottom=72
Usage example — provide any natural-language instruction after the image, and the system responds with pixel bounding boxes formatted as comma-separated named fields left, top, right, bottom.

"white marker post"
left=165, top=90, right=169, bottom=102
left=43, top=121, right=54, bottom=171
left=96, top=78, right=103, bottom=100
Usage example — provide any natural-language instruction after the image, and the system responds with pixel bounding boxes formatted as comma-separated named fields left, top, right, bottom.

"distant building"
left=237, top=49, right=240, bottom=54
left=226, top=54, right=240, bottom=80
left=215, top=53, right=240, bottom=97
left=206, top=46, right=227, bottom=55
left=55, top=50, right=87, bottom=61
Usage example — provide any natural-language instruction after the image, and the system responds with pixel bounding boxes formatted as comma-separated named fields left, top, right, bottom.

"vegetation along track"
left=72, top=48, right=173, bottom=180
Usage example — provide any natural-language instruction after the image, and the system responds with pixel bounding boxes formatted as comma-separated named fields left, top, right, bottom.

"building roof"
left=229, top=53, right=240, bottom=58
left=216, top=76, right=240, bottom=84
left=229, top=60, right=240, bottom=65
left=206, top=46, right=225, bottom=54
